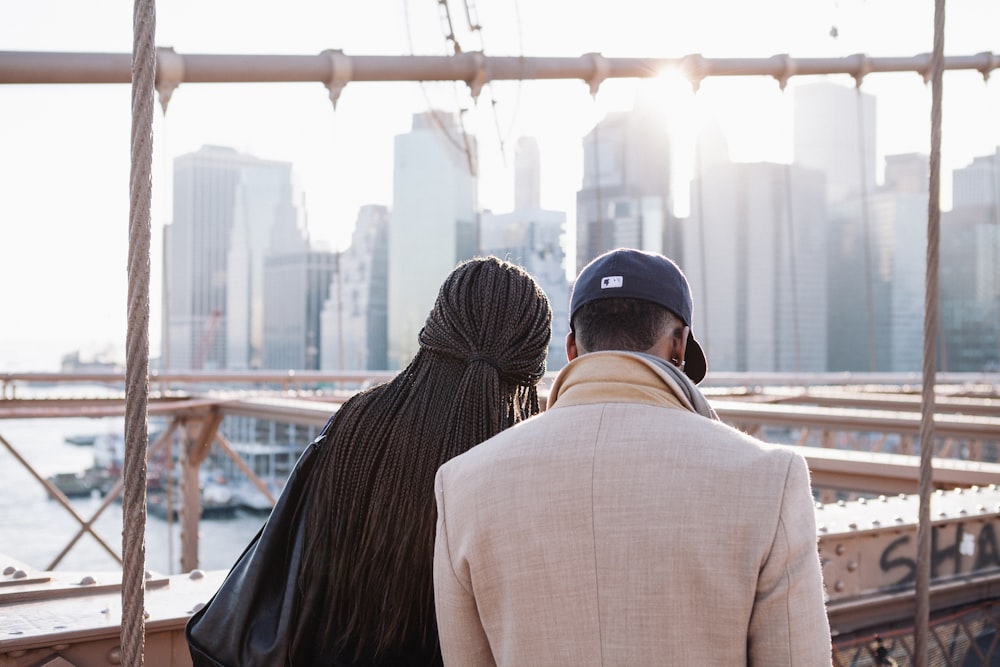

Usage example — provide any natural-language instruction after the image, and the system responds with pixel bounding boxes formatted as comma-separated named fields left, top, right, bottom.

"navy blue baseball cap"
left=569, top=248, right=707, bottom=383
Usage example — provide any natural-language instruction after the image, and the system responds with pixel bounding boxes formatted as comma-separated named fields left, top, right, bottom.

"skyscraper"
left=684, top=161, right=828, bottom=372
left=575, top=90, right=676, bottom=272
left=480, top=209, right=570, bottom=370
left=262, top=247, right=337, bottom=371
left=827, top=153, right=930, bottom=372
left=793, top=82, right=877, bottom=203
left=258, top=192, right=336, bottom=370
left=164, top=145, right=298, bottom=370
left=941, top=148, right=1000, bottom=371
left=320, top=204, right=390, bottom=371
left=387, top=111, right=478, bottom=368
left=482, top=136, right=570, bottom=370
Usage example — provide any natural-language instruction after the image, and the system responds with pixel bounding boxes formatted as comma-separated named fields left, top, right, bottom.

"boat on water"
left=63, top=433, right=97, bottom=446
left=46, top=468, right=116, bottom=499
left=147, top=478, right=240, bottom=521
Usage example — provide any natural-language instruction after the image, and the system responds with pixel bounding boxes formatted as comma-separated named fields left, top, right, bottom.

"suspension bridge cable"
left=915, top=0, right=946, bottom=663
left=125, top=0, right=156, bottom=662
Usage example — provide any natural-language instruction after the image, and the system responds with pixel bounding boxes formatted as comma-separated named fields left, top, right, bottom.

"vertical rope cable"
left=125, top=0, right=155, bottom=663
left=915, top=0, right=945, bottom=664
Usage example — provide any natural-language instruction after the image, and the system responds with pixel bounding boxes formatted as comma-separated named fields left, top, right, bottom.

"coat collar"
left=547, top=351, right=702, bottom=414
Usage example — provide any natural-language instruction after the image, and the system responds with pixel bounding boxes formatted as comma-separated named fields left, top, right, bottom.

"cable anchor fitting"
left=155, top=47, right=185, bottom=114
left=322, top=49, right=353, bottom=110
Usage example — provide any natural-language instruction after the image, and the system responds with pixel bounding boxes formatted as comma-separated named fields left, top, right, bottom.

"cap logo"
left=600, top=276, right=623, bottom=289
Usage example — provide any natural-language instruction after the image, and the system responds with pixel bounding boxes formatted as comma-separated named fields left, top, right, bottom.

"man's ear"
left=566, top=331, right=579, bottom=362
left=672, top=325, right=690, bottom=367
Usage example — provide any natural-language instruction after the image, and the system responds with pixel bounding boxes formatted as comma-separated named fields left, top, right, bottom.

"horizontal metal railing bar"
left=791, top=446, right=1000, bottom=495
left=0, top=50, right=998, bottom=86
left=0, top=397, right=233, bottom=420
left=740, top=388, right=1000, bottom=416
left=826, top=569, right=1000, bottom=637
left=714, top=400, right=1000, bottom=440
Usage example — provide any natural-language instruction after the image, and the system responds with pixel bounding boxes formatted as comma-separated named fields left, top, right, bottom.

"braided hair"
left=298, top=256, right=552, bottom=663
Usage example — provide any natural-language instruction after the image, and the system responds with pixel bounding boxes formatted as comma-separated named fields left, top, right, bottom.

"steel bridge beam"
left=1, top=50, right=998, bottom=96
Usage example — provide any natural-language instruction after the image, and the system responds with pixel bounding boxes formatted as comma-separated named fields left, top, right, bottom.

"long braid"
left=298, top=256, right=551, bottom=663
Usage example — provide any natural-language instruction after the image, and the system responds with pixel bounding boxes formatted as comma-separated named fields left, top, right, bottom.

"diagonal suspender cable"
left=915, top=0, right=945, bottom=664
left=125, top=0, right=155, bottom=662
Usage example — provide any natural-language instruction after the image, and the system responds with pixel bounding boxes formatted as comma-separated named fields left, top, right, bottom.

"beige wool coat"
left=433, top=351, right=832, bottom=666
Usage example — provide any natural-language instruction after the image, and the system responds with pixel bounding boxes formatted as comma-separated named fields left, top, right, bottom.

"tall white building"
left=480, top=209, right=570, bottom=371
left=827, top=153, right=929, bottom=372
left=575, top=89, right=676, bottom=272
left=684, top=161, right=828, bottom=372
left=387, top=111, right=478, bottom=368
left=262, top=247, right=337, bottom=370
left=164, top=145, right=299, bottom=370
left=320, top=205, right=390, bottom=371
left=793, top=82, right=877, bottom=204
left=953, top=148, right=1000, bottom=209
left=941, top=147, right=1000, bottom=371
left=514, top=137, right=542, bottom=211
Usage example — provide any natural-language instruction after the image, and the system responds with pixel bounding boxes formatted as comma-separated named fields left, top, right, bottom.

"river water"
left=0, top=405, right=266, bottom=576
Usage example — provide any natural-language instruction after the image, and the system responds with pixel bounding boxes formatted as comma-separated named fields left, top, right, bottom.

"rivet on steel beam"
left=189, top=569, right=205, bottom=580
left=847, top=560, right=858, bottom=572
left=815, top=502, right=823, bottom=510
left=895, top=516, right=904, bottom=524
left=836, top=544, right=845, bottom=555
left=837, top=500, right=846, bottom=507
left=972, top=485, right=981, bottom=493
left=858, top=497, right=867, bottom=505
left=936, top=489, right=944, bottom=495
left=871, top=520, right=881, bottom=527
left=848, top=522, right=858, bottom=530
left=79, top=575, right=97, bottom=585
left=819, top=525, right=828, bottom=533
left=13, top=570, right=26, bottom=579
left=955, top=487, right=964, bottom=494
left=938, top=511, right=948, bottom=518
left=879, top=495, right=888, bottom=502
left=990, top=484, right=997, bottom=491
left=108, top=647, right=122, bottom=664
left=835, top=580, right=846, bottom=592
left=959, top=508, right=968, bottom=516
left=977, top=505, right=986, bottom=513
left=2, top=566, right=14, bottom=575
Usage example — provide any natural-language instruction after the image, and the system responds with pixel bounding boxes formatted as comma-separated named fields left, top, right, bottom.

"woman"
left=188, top=255, right=552, bottom=666
left=300, top=255, right=551, bottom=665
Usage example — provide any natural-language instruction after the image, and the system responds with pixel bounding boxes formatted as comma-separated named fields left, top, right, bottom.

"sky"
left=1, top=0, right=999, bottom=372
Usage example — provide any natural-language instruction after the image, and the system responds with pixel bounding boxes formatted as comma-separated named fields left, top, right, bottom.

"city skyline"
left=2, top=0, right=999, bottom=371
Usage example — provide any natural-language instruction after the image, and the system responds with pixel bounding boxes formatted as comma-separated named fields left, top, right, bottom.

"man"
left=433, top=248, right=831, bottom=665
